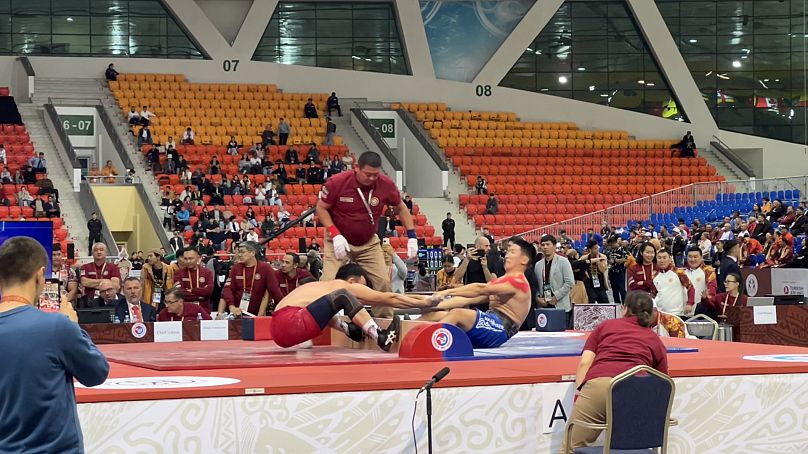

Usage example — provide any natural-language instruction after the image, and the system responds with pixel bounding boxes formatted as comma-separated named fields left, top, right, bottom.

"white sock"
left=362, top=319, right=380, bottom=340
left=337, top=320, right=351, bottom=335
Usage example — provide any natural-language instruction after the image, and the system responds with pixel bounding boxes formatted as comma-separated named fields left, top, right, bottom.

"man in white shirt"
left=684, top=246, right=717, bottom=311
left=127, top=107, right=140, bottom=125
left=181, top=127, right=195, bottom=145
left=139, top=106, right=156, bottom=126
left=653, top=248, right=695, bottom=316
left=0, top=144, right=6, bottom=165
left=719, top=223, right=735, bottom=241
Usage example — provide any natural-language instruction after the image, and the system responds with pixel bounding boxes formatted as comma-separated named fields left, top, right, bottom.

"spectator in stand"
left=30, top=194, right=46, bottom=218
left=0, top=143, right=6, bottom=166
left=436, top=255, right=457, bottom=290
left=278, top=118, right=290, bottom=145
left=698, top=232, right=712, bottom=259
left=327, top=92, right=342, bottom=117
left=147, top=143, right=161, bottom=172
left=139, top=105, right=156, bottom=126
left=137, top=125, right=152, bottom=149
left=181, top=127, right=195, bottom=145
left=475, top=175, right=488, bottom=195
left=604, top=236, right=628, bottom=304
left=676, top=130, right=696, bottom=157
left=248, top=153, right=262, bottom=174
left=779, top=205, right=797, bottom=226
left=561, top=291, right=667, bottom=453
left=305, top=143, right=321, bottom=164
left=174, top=248, right=214, bottom=312
left=760, top=231, right=794, bottom=268
left=225, top=216, right=240, bottom=241
left=225, top=136, right=238, bottom=155
left=307, top=164, right=323, bottom=184
left=102, top=160, right=118, bottom=183
left=276, top=252, right=313, bottom=298
left=175, top=205, right=190, bottom=229
left=403, top=194, right=414, bottom=214
left=716, top=239, right=741, bottom=293
left=16, top=186, right=33, bottom=208
left=748, top=203, right=762, bottom=219
left=28, top=152, right=46, bottom=173
left=1, top=168, right=10, bottom=184
left=752, top=213, right=772, bottom=244
left=324, top=116, right=337, bottom=146
left=741, top=235, right=764, bottom=265
left=260, top=214, right=276, bottom=237
left=768, top=199, right=786, bottom=223
left=261, top=124, right=276, bottom=147
left=284, top=146, right=299, bottom=164
left=127, top=107, right=140, bottom=125
left=453, top=236, right=495, bottom=309
left=718, top=222, right=734, bottom=241
left=627, top=242, right=657, bottom=294
left=219, top=241, right=284, bottom=316
left=0, top=237, right=109, bottom=453
left=442, top=212, right=456, bottom=248
left=583, top=227, right=603, bottom=249
left=600, top=221, right=613, bottom=239
left=45, top=195, right=60, bottom=218
left=114, top=277, right=157, bottom=323
left=484, top=193, right=499, bottom=215
left=157, top=287, right=211, bottom=321
left=293, top=164, right=306, bottom=184
left=80, top=242, right=121, bottom=301
left=382, top=242, right=407, bottom=294
left=304, top=97, right=318, bottom=119
left=21, top=165, right=37, bottom=184
left=790, top=206, right=807, bottom=235
left=104, top=63, right=119, bottom=80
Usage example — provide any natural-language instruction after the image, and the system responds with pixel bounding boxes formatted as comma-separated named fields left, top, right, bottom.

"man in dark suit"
left=717, top=239, right=742, bottom=294
left=790, top=206, right=806, bottom=236
left=82, top=278, right=125, bottom=309
left=114, top=277, right=157, bottom=323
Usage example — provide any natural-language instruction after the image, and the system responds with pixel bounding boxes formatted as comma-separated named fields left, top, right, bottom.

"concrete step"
left=415, top=197, right=477, bottom=247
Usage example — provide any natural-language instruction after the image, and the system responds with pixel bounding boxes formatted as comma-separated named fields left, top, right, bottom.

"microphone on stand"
left=419, top=366, right=450, bottom=394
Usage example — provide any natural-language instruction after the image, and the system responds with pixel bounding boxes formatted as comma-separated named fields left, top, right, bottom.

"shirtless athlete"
left=419, top=238, right=535, bottom=348
left=270, top=263, right=424, bottom=351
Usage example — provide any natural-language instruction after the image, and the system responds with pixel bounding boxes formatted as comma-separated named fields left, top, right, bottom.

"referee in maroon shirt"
left=316, top=152, right=418, bottom=318
left=561, top=291, right=669, bottom=452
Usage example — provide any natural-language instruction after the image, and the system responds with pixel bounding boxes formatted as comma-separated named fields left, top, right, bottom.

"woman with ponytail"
left=560, top=291, right=669, bottom=452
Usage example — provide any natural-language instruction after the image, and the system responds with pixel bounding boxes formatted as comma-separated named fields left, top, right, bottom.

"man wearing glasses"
left=219, top=241, right=283, bottom=317
left=158, top=287, right=211, bottom=321
left=316, top=151, right=419, bottom=319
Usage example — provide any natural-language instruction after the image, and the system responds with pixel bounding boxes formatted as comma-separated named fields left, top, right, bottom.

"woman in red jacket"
left=627, top=242, right=657, bottom=295
left=702, top=272, right=747, bottom=321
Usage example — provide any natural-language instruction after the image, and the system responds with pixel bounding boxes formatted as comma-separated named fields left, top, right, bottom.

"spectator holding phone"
left=0, top=236, right=109, bottom=452
left=452, top=235, right=495, bottom=309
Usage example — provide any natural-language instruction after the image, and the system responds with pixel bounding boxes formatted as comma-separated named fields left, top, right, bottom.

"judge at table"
left=114, top=277, right=157, bottom=323
left=698, top=272, right=747, bottom=321
left=158, top=287, right=211, bottom=322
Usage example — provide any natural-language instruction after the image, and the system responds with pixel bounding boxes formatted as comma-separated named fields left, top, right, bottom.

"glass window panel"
left=680, top=1, right=717, bottom=17
left=315, top=4, right=351, bottom=20
left=0, top=33, right=10, bottom=52
left=754, top=33, right=792, bottom=52
left=91, top=34, right=128, bottom=55
left=317, top=37, right=351, bottom=55
left=715, top=34, right=752, bottom=53
left=571, top=72, right=607, bottom=91
left=607, top=53, right=642, bottom=72
left=501, top=73, right=536, bottom=92
left=91, top=16, right=127, bottom=35
left=12, top=33, right=49, bottom=53
left=537, top=73, right=572, bottom=91
left=128, top=0, right=165, bottom=17
left=129, top=35, right=165, bottom=56
left=52, top=16, right=90, bottom=35
left=52, top=0, right=90, bottom=16
left=571, top=34, right=606, bottom=54
left=0, top=14, right=9, bottom=33
left=129, top=17, right=165, bottom=36
left=12, top=16, right=50, bottom=34
left=277, top=19, right=313, bottom=38
left=316, top=55, right=353, bottom=69
left=536, top=53, right=572, bottom=72
left=91, top=0, right=128, bottom=15
left=51, top=34, right=90, bottom=54
left=0, top=0, right=8, bottom=14
left=317, top=19, right=352, bottom=36
left=11, top=0, right=48, bottom=15
left=572, top=18, right=607, bottom=35
left=572, top=53, right=607, bottom=72
left=353, top=5, right=390, bottom=20
left=754, top=52, right=790, bottom=71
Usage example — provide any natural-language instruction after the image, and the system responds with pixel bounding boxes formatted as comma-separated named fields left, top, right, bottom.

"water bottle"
left=110, top=312, right=116, bottom=323
left=197, top=313, right=202, bottom=321
left=113, top=315, right=121, bottom=324
left=124, top=314, right=130, bottom=324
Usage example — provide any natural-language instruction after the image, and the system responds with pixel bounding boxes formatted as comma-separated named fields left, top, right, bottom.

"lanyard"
left=96, top=262, right=107, bottom=278
left=356, top=188, right=375, bottom=224
left=188, top=267, right=199, bottom=291
left=242, top=265, right=257, bottom=293
left=721, top=294, right=738, bottom=316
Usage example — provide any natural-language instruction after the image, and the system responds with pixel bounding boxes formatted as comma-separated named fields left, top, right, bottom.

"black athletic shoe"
left=377, top=316, right=401, bottom=352
left=346, top=323, right=364, bottom=343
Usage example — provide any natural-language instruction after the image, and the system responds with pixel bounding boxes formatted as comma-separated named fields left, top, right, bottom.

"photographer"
left=452, top=236, right=495, bottom=309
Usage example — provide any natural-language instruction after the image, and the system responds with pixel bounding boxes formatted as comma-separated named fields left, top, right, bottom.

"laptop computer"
left=77, top=307, right=114, bottom=324
left=746, top=297, right=775, bottom=307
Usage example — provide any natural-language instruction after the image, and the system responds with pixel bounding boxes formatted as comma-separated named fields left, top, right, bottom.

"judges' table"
left=726, top=305, right=808, bottom=346
left=81, top=320, right=243, bottom=344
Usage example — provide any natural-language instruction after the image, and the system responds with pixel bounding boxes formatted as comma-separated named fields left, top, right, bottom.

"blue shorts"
left=466, top=309, right=510, bottom=348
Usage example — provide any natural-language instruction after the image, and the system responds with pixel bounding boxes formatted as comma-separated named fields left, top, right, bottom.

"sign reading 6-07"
left=60, top=114, right=94, bottom=136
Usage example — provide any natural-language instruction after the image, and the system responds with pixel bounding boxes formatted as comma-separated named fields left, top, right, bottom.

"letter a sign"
left=542, top=383, right=575, bottom=434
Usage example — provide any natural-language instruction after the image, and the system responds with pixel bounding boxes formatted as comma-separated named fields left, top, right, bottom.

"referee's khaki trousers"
left=559, top=377, right=611, bottom=453
left=321, top=235, right=394, bottom=318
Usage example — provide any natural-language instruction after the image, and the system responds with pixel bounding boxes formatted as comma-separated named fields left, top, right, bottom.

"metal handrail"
left=349, top=106, right=403, bottom=170
left=710, top=134, right=755, bottom=178
left=96, top=104, right=135, bottom=170
left=19, top=56, right=35, bottom=76
left=510, top=175, right=808, bottom=243
left=395, top=109, right=449, bottom=171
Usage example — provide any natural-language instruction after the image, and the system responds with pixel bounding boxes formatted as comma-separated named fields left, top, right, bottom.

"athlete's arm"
left=343, top=283, right=425, bottom=308
left=426, top=295, right=488, bottom=311
left=434, top=280, right=517, bottom=299
left=396, top=201, right=415, bottom=231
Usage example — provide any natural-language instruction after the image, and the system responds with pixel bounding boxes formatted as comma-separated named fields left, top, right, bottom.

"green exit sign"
left=59, top=114, right=94, bottom=136
left=369, top=118, right=395, bottom=138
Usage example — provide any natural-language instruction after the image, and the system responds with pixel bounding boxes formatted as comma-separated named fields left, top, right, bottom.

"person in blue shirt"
left=0, top=236, right=109, bottom=453
left=175, top=207, right=191, bottom=229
